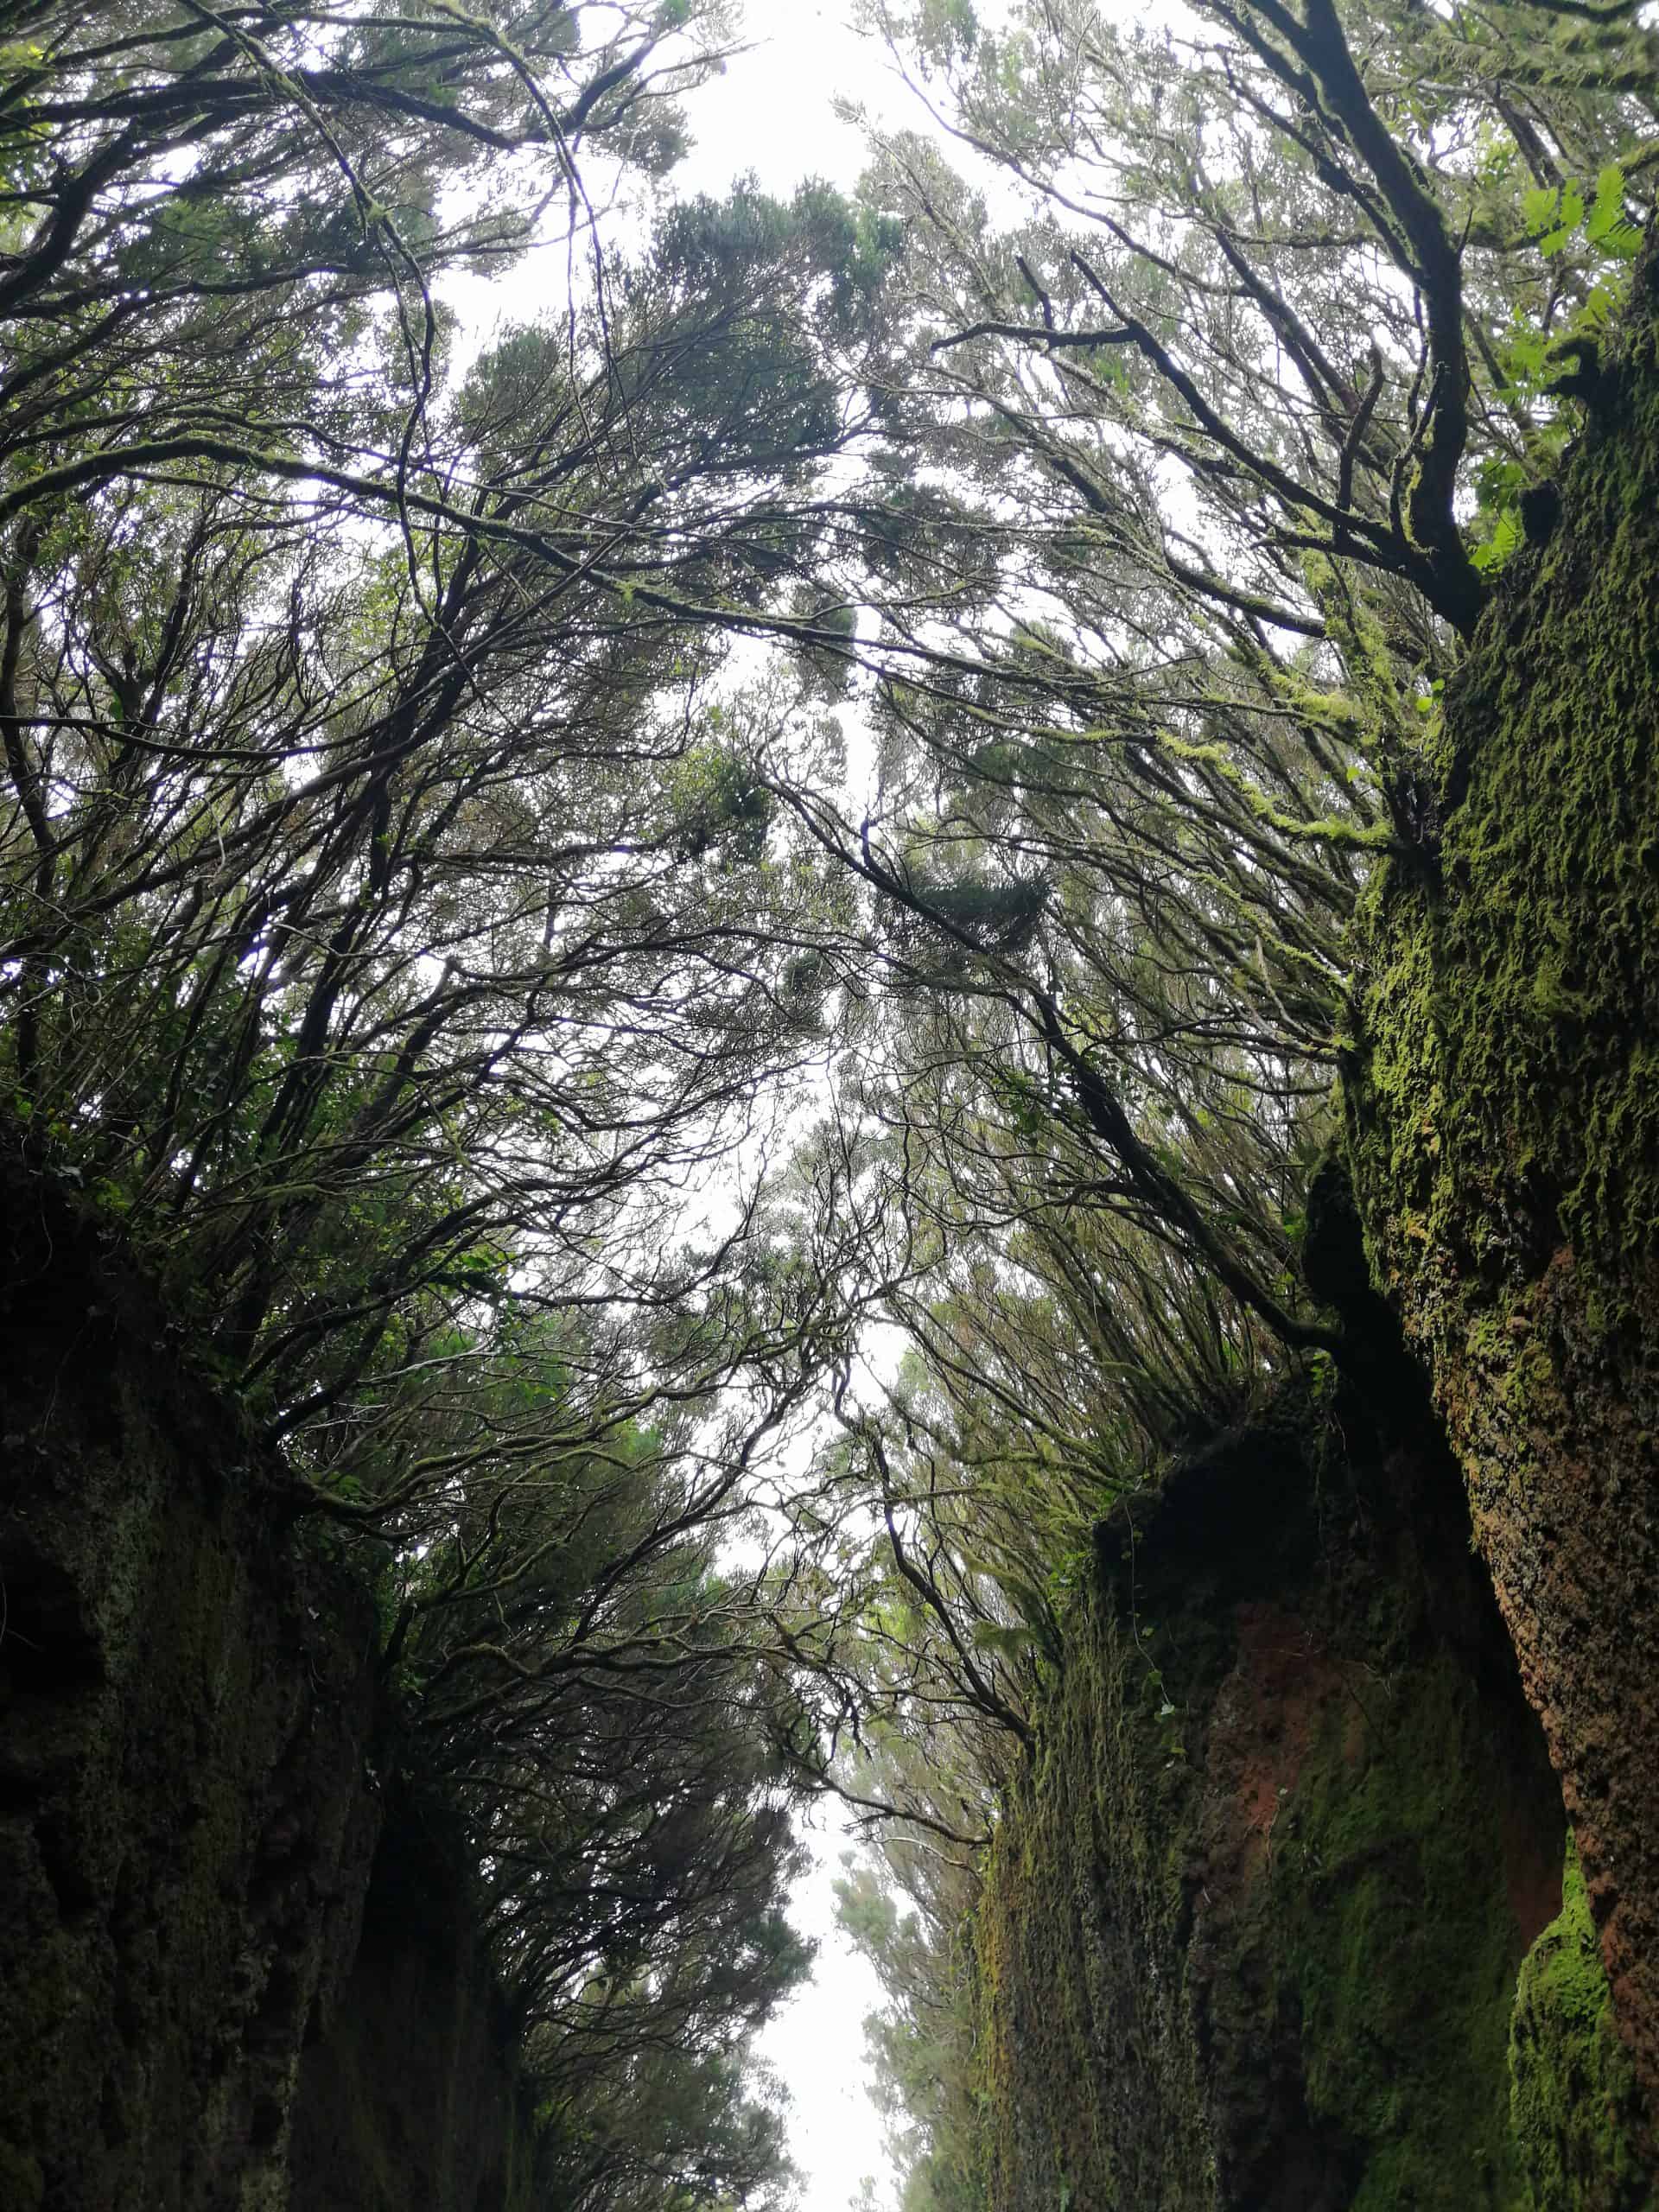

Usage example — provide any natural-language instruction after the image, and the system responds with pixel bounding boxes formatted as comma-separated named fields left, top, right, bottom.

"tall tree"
left=0, top=11, right=895, bottom=2203
left=752, top=0, right=1659, bottom=2164
left=754, top=0, right=1655, bottom=1504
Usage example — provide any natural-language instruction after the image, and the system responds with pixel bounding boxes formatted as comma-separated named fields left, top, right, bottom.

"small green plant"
left=1471, top=163, right=1643, bottom=573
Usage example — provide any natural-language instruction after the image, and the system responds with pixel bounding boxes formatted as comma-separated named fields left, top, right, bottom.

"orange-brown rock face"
left=975, top=1370, right=1568, bottom=2211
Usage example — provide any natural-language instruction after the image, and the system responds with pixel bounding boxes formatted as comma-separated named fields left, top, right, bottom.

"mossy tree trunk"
left=1344, top=259, right=1659, bottom=2117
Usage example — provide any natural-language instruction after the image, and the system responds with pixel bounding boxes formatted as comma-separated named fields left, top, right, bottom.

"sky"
left=656, top=15, right=921, bottom=2211
left=760, top=1817, right=894, bottom=2212
left=445, top=12, right=967, bottom=2204
left=675, top=7, right=884, bottom=198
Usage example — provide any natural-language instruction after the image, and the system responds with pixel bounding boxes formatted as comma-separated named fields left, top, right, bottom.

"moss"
left=1273, top=1649, right=1535, bottom=2210
left=969, top=1375, right=1568, bottom=2209
left=1510, top=1840, right=1652, bottom=2211
left=0, top=1165, right=372, bottom=2209
left=975, top=1590, right=1217, bottom=2212
left=1342, top=265, right=1659, bottom=2102
left=0, top=1165, right=559, bottom=2211
left=1346, top=278, right=1659, bottom=1320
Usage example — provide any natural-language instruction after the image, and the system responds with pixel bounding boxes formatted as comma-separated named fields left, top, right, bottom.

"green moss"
left=1342, top=259, right=1659, bottom=2153
left=969, top=1384, right=1570, bottom=2209
left=974, top=1589, right=1217, bottom=2212
left=1510, top=1840, right=1652, bottom=2211
left=1346, top=281, right=1659, bottom=1371
left=1274, top=1649, right=1535, bottom=2210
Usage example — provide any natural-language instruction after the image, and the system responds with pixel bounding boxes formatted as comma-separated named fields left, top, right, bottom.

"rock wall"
left=0, top=1171, right=538, bottom=2211
left=1344, top=262, right=1659, bottom=2106
left=288, top=1787, right=543, bottom=2212
left=969, top=260, right=1659, bottom=2212
left=971, top=1306, right=1648, bottom=2210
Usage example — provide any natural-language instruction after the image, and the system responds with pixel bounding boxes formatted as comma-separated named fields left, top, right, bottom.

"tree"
left=0, top=83, right=887, bottom=1479
left=742, top=0, right=1655, bottom=1505
left=0, top=11, right=898, bottom=2203
left=738, top=0, right=1659, bottom=2167
left=0, top=0, right=733, bottom=468
left=835, top=1853, right=985, bottom=2212
left=842, top=1, right=1640, bottom=1003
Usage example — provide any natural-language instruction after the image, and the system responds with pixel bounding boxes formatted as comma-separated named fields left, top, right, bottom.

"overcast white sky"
left=677, top=6, right=880, bottom=197
left=666, top=15, right=920, bottom=2212
left=448, top=11, right=967, bottom=2203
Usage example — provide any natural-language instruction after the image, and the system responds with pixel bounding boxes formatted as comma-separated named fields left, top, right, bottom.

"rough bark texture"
left=972, top=1294, right=1611, bottom=2212
left=0, top=1170, right=539, bottom=2211
left=1344, top=258, right=1659, bottom=2116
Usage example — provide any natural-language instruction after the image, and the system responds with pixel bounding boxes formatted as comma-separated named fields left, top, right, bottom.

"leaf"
left=1580, top=277, right=1627, bottom=333
left=1500, top=328, right=1548, bottom=385
left=1471, top=505, right=1522, bottom=575
left=1526, top=182, right=1583, bottom=257
left=1586, top=164, right=1625, bottom=245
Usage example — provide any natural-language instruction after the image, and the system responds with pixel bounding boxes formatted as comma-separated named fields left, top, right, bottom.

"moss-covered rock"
left=1344, top=261, right=1659, bottom=2111
left=1511, top=1840, right=1652, bottom=2212
left=0, top=1168, right=381, bottom=2208
left=288, top=1783, right=544, bottom=2212
left=0, top=1167, right=543, bottom=2210
left=972, top=1353, right=1570, bottom=2210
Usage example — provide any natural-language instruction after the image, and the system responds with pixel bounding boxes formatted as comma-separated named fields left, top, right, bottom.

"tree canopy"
left=3, top=0, right=1656, bottom=2204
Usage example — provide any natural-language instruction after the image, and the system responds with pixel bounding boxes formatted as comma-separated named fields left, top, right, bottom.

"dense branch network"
left=2, top=3, right=1655, bottom=2204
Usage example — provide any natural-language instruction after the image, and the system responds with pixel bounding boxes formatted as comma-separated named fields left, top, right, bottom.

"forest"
left=2, top=1, right=1657, bottom=2207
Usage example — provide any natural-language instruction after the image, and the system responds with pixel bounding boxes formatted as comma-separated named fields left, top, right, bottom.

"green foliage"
left=671, top=746, right=775, bottom=866
left=652, top=175, right=903, bottom=337
left=0, top=15, right=872, bottom=2210
left=366, top=1373, right=817, bottom=2211
left=1469, top=166, right=1640, bottom=573
left=834, top=1854, right=988, bottom=2212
